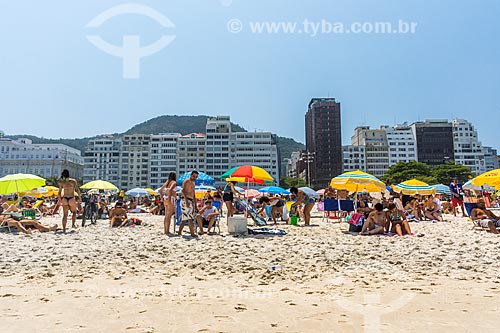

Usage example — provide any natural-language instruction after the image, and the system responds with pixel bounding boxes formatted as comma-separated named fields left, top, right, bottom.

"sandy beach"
left=1, top=211, right=500, bottom=332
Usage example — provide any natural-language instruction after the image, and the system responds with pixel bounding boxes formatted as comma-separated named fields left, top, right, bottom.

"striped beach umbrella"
left=392, top=179, right=436, bottom=195
left=230, top=165, right=274, bottom=183
left=330, top=170, right=386, bottom=193
left=431, top=184, right=451, bottom=195
left=178, top=171, right=215, bottom=186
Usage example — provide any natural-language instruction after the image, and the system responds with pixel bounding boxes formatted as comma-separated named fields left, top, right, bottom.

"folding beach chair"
left=211, top=200, right=222, bottom=234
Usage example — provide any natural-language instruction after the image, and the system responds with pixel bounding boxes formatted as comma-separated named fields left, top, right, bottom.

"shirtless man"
left=57, top=169, right=81, bottom=233
left=178, top=170, right=199, bottom=237
left=471, top=201, right=500, bottom=234
left=361, top=203, right=386, bottom=235
left=0, top=215, right=57, bottom=234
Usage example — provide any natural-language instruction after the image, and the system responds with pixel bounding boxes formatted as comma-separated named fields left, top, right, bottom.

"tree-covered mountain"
left=5, top=115, right=305, bottom=170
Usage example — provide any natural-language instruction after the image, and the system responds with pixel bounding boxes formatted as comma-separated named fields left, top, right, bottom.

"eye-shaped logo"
left=86, top=4, right=176, bottom=79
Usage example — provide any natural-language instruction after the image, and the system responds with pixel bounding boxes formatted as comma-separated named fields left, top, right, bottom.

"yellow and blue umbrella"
left=392, top=179, right=436, bottom=195
left=330, top=170, right=386, bottom=193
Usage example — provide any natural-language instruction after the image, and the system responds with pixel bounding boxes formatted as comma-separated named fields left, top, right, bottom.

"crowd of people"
left=2, top=170, right=500, bottom=237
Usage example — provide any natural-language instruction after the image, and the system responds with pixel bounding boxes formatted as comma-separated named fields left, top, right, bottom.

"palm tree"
left=45, top=176, right=60, bottom=187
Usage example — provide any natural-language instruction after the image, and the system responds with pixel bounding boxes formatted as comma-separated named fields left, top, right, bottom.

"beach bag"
left=349, top=213, right=365, bottom=226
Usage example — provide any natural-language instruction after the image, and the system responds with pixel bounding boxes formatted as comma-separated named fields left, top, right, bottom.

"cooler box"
left=227, top=216, right=248, bottom=235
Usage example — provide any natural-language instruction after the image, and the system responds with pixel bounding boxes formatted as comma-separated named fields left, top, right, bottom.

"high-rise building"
left=150, top=133, right=180, bottom=189
left=120, top=134, right=151, bottom=189
left=384, top=123, right=417, bottom=166
left=83, top=136, right=122, bottom=187
left=342, top=145, right=366, bottom=172
left=205, top=116, right=232, bottom=183
left=305, top=98, right=342, bottom=188
left=285, top=151, right=302, bottom=178
left=231, top=132, right=279, bottom=183
left=0, top=138, right=84, bottom=179
left=483, top=146, right=499, bottom=172
left=177, top=133, right=206, bottom=181
left=351, top=126, right=389, bottom=177
left=452, top=119, right=486, bottom=175
left=411, top=120, right=455, bottom=166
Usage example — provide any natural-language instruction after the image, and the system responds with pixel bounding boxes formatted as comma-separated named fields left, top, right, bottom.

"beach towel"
left=248, top=228, right=286, bottom=236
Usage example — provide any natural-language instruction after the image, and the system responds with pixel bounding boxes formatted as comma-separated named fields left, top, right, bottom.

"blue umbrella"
left=177, top=171, right=215, bottom=186
left=299, top=187, right=320, bottom=199
left=258, top=186, right=290, bottom=195
left=125, top=188, right=149, bottom=196
left=431, top=184, right=451, bottom=195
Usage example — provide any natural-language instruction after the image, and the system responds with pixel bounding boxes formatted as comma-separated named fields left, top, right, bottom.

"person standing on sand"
left=450, top=177, right=466, bottom=217
left=160, top=172, right=177, bottom=235
left=179, top=171, right=199, bottom=237
left=57, top=169, right=81, bottom=233
left=290, top=186, right=315, bottom=226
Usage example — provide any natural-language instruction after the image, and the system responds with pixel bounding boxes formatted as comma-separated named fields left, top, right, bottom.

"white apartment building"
left=231, top=132, right=279, bottom=183
left=205, top=116, right=232, bottom=182
left=0, top=138, right=83, bottom=179
left=83, top=136, right=122, bottom=187
left=342, top=145, right=366, bottom=172
left=285, top=151, right=301, bottom=178
left=384, top=123, right=417, bottom=166
left=483, top=146, right=498, bottom=172
left=176, top=133, right=205, bottom=182
left=452, top=119, right=486, bottom=175
left=150, top=133, right=180, bottom=189
left=121, top=134, right=151, bottom=189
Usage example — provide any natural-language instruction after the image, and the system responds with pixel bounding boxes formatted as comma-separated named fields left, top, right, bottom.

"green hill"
left=5, top=115, right=305, bottom=171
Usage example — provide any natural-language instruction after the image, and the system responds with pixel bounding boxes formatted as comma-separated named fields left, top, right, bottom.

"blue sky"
left=1, top=0, right=499, bottom=149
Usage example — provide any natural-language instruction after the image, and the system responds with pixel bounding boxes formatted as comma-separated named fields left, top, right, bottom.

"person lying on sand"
left=471, top=201, right=500, bottom=234
left=361, top=203, right=386, bottom=235
left=109, top=202, right=128, bottom=228
left=0, top=215, right=58, bottom=234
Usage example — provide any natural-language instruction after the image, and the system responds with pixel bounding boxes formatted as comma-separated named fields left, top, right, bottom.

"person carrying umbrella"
left=57, top=169, right=81, bottom=233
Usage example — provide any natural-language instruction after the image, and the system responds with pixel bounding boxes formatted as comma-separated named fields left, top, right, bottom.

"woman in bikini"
left=386, top=202, right=412, bottom=236
left=57, top=169, right=81, bottom=233
left=423, top=196, right=443, bottom=222
left=290, top=186, right=315, bottom=226
left=159, top=172, right=177, bottom=235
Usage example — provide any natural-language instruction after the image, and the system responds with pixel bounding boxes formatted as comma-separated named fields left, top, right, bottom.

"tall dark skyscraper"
left=411, top=120, right=455, bottom=166
left=305, top=98, right=343, bottom=188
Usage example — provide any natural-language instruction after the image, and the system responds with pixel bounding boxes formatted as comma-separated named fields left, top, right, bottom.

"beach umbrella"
left=178, top=171, right=215, bottom=186
left=245, top=189, right=261, bottom=198
left=258, top=186, right=290, bottom=195
left=230, top=165, right=274, bottom=182
left=219, top=166, right=240, bottom=180
left=125, top=188, right=149, bottom=196
left=471, top=169, right=500, bottom=189
left=81, top=180, right=118, bottom=191
left=392, top=179, right=436, bottom=195
left=330, top=170, right=386, bottom=193
left=316, top=189, right=325, bottom=195
left=194, top=185, right=216, bottom=199
left=431, top=184, right=451, bottom=195
left=463, top=180, right=494, bottom=191
left=299, top=186, right=320, bottom=199
left=0, top=173, right=46, bottom=195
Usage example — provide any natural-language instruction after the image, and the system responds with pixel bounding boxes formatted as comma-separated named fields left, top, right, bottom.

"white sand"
left=1, top=211, right=500, bottom=332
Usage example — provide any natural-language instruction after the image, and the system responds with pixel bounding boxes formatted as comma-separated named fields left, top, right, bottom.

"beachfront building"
left=83, top=136, right=122, bottom=188
left=205, top=116, right=232, bottom=184
left=411, top=120, right=455, bottom=166
left=351, top=126, right=389, bottom=178
left=384, top=123, right=417, bottom=166
left=285, top=151, right=301, bottom=178
left=120, top=134, right=151, bottom=190
left=176, top=133, right=205, bottom=184
left=342, top=145, right=366, bottom=172
left=452, top=119, right=486, bottom=175
left=305, top=98, right=343, bottom=187
left=483, top=146, right=499, bottom=172
left=149, top=133, right=180, bottom=190
left=0, top=138, right=84, bottom=179
left=231, top=132, right=279, bottom=183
